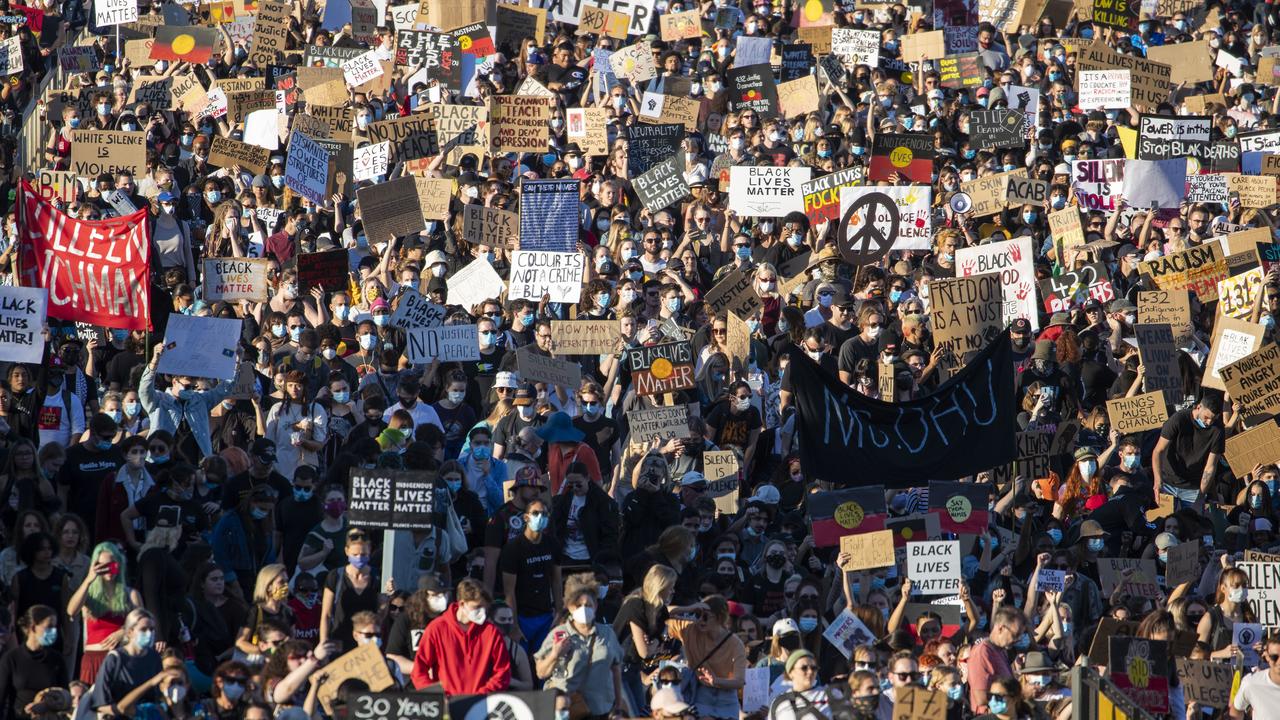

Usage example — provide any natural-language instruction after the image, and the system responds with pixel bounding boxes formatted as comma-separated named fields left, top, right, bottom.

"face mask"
left=427, top=594, right=448, bottom=614
left=221, top=682, right=244, bottom=702
left=1078, top=460, right=1097, bottom=479
left=528, top=514, right=549, bottom=532
left=666, top=298, right=682, bottom=313
left=947, top=685, right=963, bottom=702
left=271, top=323, right=286, bottom=338
left=165, top=685, right=187, bottom=705
left=866, top=326, right=881, bottom=339
left=572, top=605, right=596, bottom=624
left=289, top=326, right=303, bottom=342
left=250, top=507, right=269, bottom=520
left=1047, top=528, right=1063, bottom=545
left=798, top=617, right=818, bottom=633
left=1014, top=632, right=1031, bottom=650
left=1252, top=495, right=1264, bottom=509
left=987, top=696, right=1008, bottom=714
left=620, top=290, right=637, bottom=304
left=135, top=629, right=155, bottom=650
left=1087, top=537, right=1105, bottom=553
left=359, top=334, right=378, bottom=350
left=1051, top=196, right=1067, bottom=210
left=1023, top=212, right=1037, bottom=224
left=373, top=315, right=390, bottom=327
left=1230, top=587, right=1247, bottom=603
left=735, top=398, right=751, bottom=412
left=348, top=554, right=369, bottom=569
left=272, top=176, right=285, bottom=189
left=333, top=304, right=350, bottom=321
left=469, top=607, right=488, bottom=625
left=293, top=487, right=313, bottom=502
left=324, top=499, right=346, bottom=518
left=746, top=319, right=761, bottom=334
left=472, top=445, right=492, bottom=460
left=149, top=453, right=169, bottom=465
left=1194, top=416, right=1209, bottom=429
left=766, top=554, right=786, bottom=569
left=852, top=146, right=866, bottom=156
left=1121, top=454, right=1140, bottom=471
left=206, top=191, right=222, bottom=204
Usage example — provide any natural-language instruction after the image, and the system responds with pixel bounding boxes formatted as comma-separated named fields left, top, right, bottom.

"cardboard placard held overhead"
left=1049, top=208, right=1086, bottom=254
left=1075, top=41, right=1172, bottom=109
left=703, top=450, right=740, bottom=515
left=516, top=347, right=583, bottom=390
left=627, top=405, right=692, bottom=443
left=1133, top=323, right=1182, bottom=405
left=1226, top=421, right=1280, bottom=479
left=357, top=176, right=424, bottom=245
left=899, top=31, right=944, bottom=63
left=461, top=205, right=518, bottom=249
left=209, top=135, right=270, bottom=175
left=1137, top=290, right=1191, bottom=328
left=1203, top=316, right=1266, bottom=392
left=1165, top=541, right=1200, bottom=588
left=1220, top=344, right=1280, bottom=422
left=550, top=321, right=618, bottom=355
left=490, top=95, right=552, bottom=153
left=839, top=530, right=895, bottom=571
left=1105, top=391, right=1169, bottom=434
left=202, top=258, right=270, bottom=302
left=576, top=5, right=629, bottom=39
left=1176, top=658, right=1233, bottom=710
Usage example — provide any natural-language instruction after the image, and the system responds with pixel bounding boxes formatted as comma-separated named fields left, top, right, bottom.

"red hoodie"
left=410, top=603, right=511, bottom=695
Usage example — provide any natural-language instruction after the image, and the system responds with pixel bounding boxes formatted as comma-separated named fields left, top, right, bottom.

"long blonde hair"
left=642, top=564, right=677, bottom=608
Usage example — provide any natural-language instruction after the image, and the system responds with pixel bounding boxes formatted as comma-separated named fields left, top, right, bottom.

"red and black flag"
left=150, top=26, right=219, bottom=65
left=904, top=602, right=964, bottom=639
left=884, top=513, right=939, bottom=548
left=869, top=133, right=934, bottom=184
left=806, top=486, right=887, bottom=547
left=928, top=481, right=992, bottom=536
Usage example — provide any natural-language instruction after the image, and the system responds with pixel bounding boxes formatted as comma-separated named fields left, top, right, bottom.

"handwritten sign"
left=839, top=529, right=895, bottom=571
left=202, top=258, right=269, bottom=302
left=550, top=320, right=617, bottom=355
left=1105, top=391, right=1169, bottom=433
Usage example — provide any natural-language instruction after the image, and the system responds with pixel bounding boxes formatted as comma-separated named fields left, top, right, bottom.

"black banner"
left=790, top=330, right=1016, bottom=488
left=348, top=469, right=436, bottom=530
left=970, top=108, right=1025, bottom=150
left=727, top=64, right=780, bottom=117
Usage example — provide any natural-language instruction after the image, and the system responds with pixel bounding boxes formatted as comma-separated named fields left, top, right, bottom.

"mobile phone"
left=105, top=561, right=119, bottom=576
left=553, top=629, right=568, bottom=643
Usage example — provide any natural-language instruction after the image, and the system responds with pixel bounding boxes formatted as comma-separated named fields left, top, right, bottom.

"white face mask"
left=428, top=594, right=448, bottom=613
left=571, top=605, right=596, bottom=625
left=469, top=607, right=488, bottom=624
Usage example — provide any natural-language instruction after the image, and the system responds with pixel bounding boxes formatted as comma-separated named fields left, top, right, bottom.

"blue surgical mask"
left=1252, top=495, right=1264, bottom=509
left=271, top=323, right=286, bottom=338
left=472, top=445, right=492, bottom=460
left=947, top=685, right=963, bottom=702
left=736, top=246, right=752, bottom=261
left=446, top=479, right=462, bottom=493
left=39, top=628, right=57, bottom=647
left=108, top=410, right=123, bottom=423
left=1080, top=28, right=1094, bottom=40
left=988, top=696, right=1008, bottom=714
left=206, top=190, right=222, bottom=204
left=293, top=487, right=313, bottom=502
left=1047, top=528, right=1062, bottom=545
left=889, top=289, right=903, bottom=303
left=528, top=514, right=549, bottom=532
left=1194, top=416, right=1209, bottom=429
left=667, top=298, right=682, bottom=313
left=1087, top=537, right=1105, bottom=552
left=134, top=630, right=154, bottom=650
left=798, top=617, right=818, bottom=633
left=963, top=149, right=976, bottom=159
left=1051, top=196, right=1066, bottom=210
left=125, top=401, right=140, bottom=416
left=852, top=146, right=866, bottom=156
left=348, top=554, right=369, bottom=569
left=289, top=327, right=303, bottom=342
left=250, top=507, right=269, bottom=520
left=148, top=453, right=169, bottom=465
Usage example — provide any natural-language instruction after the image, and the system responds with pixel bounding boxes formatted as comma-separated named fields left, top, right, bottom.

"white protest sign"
left=406, top=325, right=480, bottom=363
left=842, top=185, right=932, bottom=250
left=155, top=314, right=243, bottom=380
left=955, top=236, right=1039, bottom=330
left=202, top=258, right=269, bottom=302
left=0, top=287, right=47, bottom=364
left=1079, top=69, right=1131, bottom=110
left=0, top=36, right=22, bottom=76
left=743, top=667, right=771, bottom=714
left=1235, top=623, right=1264, bottom=667
left=822, top=607, right=877, bottom=659
left=831, top=28, right=879, bottom=68
left=95, top=0, right=137, bottom=26
left=727, top=165, right=811, bottom=217
left=1037, top=568, right=1066, bottom=592
left=353, top=141, right=388, bottom=182
left=343, top=49, right=385, bottom=87
left=390, top=287, right=445, bottom=330
left=1238, top=562, right=1280, bottom=628
left=906, top=540, right=961, bottom=596
left=1125, top=159, right=1187, bottom=209
left=509, top=251, right=585, bottom=303
left=446, top=258, right=507, bottom=312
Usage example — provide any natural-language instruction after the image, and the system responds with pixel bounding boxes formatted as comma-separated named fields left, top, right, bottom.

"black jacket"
left=1087, top=484, right=1154, bottom=555
left=551, top=482, right=621, bottom=566
left=620, top=487, right=681, bottom=556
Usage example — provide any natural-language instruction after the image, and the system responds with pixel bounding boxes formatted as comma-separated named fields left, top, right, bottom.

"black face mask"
left=766, top=554, right=786, bottom=569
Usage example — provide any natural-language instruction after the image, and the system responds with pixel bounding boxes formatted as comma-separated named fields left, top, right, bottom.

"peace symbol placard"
left=837, top=190, right=898, bottom=265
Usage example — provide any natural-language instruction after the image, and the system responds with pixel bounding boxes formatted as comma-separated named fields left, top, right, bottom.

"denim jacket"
left=139, top=364, right=234, bottom=458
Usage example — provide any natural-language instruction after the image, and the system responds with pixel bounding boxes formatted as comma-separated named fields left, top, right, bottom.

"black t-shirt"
left=433, top=401, right=478, bottom=458
left=1158, top=409, right=1225, bottom=489
left=55, top=444, right=124, bottom=535
left=134, top=489, right=209, bottom=541
left=742, top=571, right=788, bottom=618
left=574, top=413, right=619, bottom=473
left=324, top=567, right=380, bottom=652
left=221, top=469, right=291, bottom=510
left=104, top=350, right=145, bottom=391
left=275, top=495, right=323, bottom=572
left=705, top=403, right=762, bottom=452
left=498, top=533, right=562, bottom=617
left=492, top=410, right=546, bottom=450
left=612, top=595, right=668, bottom=664
left=485, top=501, right=527, bottom=549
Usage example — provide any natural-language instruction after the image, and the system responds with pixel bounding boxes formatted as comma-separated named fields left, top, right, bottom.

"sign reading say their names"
left=906, top=540, right=961, bottom=596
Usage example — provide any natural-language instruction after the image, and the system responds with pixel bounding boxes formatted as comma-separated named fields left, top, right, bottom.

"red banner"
left=15, top=180, right=151, bottom=331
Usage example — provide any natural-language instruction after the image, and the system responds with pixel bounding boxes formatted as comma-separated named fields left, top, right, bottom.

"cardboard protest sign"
left=969, top=108, right=1026, bottom=150
left=1037, top=568, right=1066, bottom=592
left=937, top=53, right=983, bottom=88
left=33, top=170, right=79, bottom=206
left=352, top=142, right=389, bottom=183
left=928, top=275, right=1004, bottom=361
left=1225, top=421, right=1280, bottom=476
left=899, top=30, right=944, bottom=63
left=494, top=4, right=546, bottom=53
left=625, top=122, right=682, bottom=177
left=209, top=136, right=270, bottom=175
left=508, top=251, right=585, bottom=304
left=1203, top=315, right=1266, bottom=392
left=608, top=42, right=656, bottom=82
left=1176, top=659, right=1233, bottom=709
left=314, top=642, right=395, bottom=715
left=550, top=321, right=617, bottom=355
left=419, top=104, right=489, bottom=163
left=566, top=107, right=609, bottom=156
left=0, top=287, right=47, bottom=364
left=517, top=347, right=583, bottom=390
left=659, top=9, right=700, bottom=40
left=1005, top=175, right=1048, bottom=206
left=357, top=176, right=424, bottom=245
left=462, top=205, right=518, bottom=249
left=389, top=288, right=445, bottom=331
left=1098, top=557, right=1161, bottom=599
left=576, top=5, right=628, bottom=39
left=413, top=177, right=452, bottom=222
left=1139, top=242, right=1227, bottom=302
left=69, top=130, right=146, bottom=178
left=95, top=0, right=136, bottom=25
left=1187, top=174, right=1229, bottom=205
left=156, top=315, right=242, bottom=380
left=839, top=530, right=895, bottom=571
left=703, top=265, right=763, bottom=320
left=446, top=258, right=506, bottom=313
left=728, top=166, right=810, bottom=217
left=623, top=341, right=695, bottom=396
left=1137, top=290, right=1190, bottom=327
left=1165, top=540, right=1200, bottom=588
left=405, top=325, right=480, bottom=363
left=1133, top=323, right=1182, bottom=405
left=1238, top=562, right=1280, bottom=627
left=627, top=404, right=692, bottom=443
left=202, top=258, right=269, bottom=302
left=1220, top=344, right=1280, bottom=421
left=1071, top=158, right=1125, bottom=212
left=960, top=168, right=1025, bottom=217
left=1105, top=391, right=1169, bottom=434
left=703, top=450, right=739, bottom=514
left=906, top=541, right=961, bottom=595
left=1228, top=173, right=1278, bottom=209
left=295, top=249, right=348, bottom=294
left=777, top=75, right=820, bottom=117
left=1147, top=39, right=1214, bottom=85
left=366, top=114, right=439, bottom=163
left=1075, top=41, right=1171, bottom=109
left=634, top=157, right=689, bottom=213
left=1079, top=69, right=1131, bottom=109
left=1217, top=267, right=1264, bottom=319
left=726, top=64, right=780, bottom=116
left=1110, top=637, right=1169, bottom=715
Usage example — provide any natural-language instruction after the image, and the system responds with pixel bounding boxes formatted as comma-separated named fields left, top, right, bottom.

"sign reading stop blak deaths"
left=508, top=251, right=584, bottom=303
left=519, top=178, right=578, bottom=252
left=348, top=469, right=435, bottom=530
left=623, top=340, right=695, bottom=396
left=1137, top=115, right=1211, bottom=161
left=969, top=108, right=1025, bottom=150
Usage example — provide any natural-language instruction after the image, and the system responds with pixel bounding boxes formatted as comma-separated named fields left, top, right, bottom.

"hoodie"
left=411, top=602, right=511, bottom=695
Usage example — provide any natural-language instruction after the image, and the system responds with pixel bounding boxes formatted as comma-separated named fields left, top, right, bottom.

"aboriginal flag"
left=927, top=480, right=991, bottom=536
left=868, top=133, right=934, bottom=184
left=806, top=486, right=887, bottom=548
left=885, top=513, right=935, bottom=547
left=150, top=26, right=219, bottom=65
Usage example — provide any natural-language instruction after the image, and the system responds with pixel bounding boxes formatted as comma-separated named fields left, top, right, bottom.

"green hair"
left=84, top=542, right=128, bottom=618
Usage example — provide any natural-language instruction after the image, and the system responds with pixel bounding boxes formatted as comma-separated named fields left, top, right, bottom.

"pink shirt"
left=967, top=639, right=1011, bottom=712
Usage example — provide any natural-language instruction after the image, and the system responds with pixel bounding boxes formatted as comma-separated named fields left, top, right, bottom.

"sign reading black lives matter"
left=634, top=157, right=690, bottom=212
left=348, top=469, right=435, bottom=530
left=970, top=109, right=1025, bottom=150
left=1137, top=115, right=1211, bottom=160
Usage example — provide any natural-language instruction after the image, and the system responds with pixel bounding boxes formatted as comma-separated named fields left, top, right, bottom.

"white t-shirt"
left=383, top=401, right=444, bottom=432
left=563, top=494, right=589, bottom=561
left=1234, top=668, right=1280, bottom=720
left=38, top=387, right=84, bottom=449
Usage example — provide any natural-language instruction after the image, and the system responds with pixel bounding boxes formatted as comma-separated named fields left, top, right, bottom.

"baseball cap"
left=513, top=383, right=537, bottom=406
left=749, top=484, right=781, bottom=505
left=773, top=618, right=799, bottom=636
left=681, top=471, right=708, bottom=489
left=1154, top=532, right=1178, bottom=549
